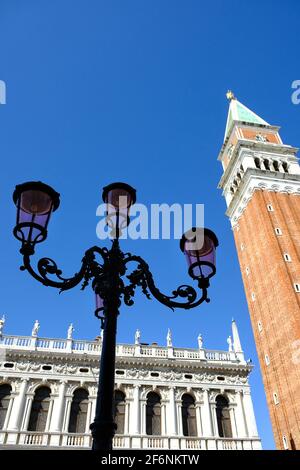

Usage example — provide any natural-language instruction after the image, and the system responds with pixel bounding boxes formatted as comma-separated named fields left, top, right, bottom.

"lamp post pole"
left=90, top=240, right=121, bottom=451
left=12, top=180, right=219, bottom=452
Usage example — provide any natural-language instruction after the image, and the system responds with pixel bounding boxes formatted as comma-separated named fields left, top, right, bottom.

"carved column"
left=242, top=389, right=259, bottom=437
left=130, top=385, right=140, bottom=435
left=45, top=394, right=55, bottom=432
left=124, top=401, right=130, bottom=435
left=195, top=398, right=202, bottom=437
left=229, top=406, right=238, bottom=437
left=62, top=396, right=73, bottom=432
left=168, top=387, right=177, bottom=435
left=50, top=381, right=67, bottom=432
left=211, top=403, right=218, bottom=436
left=201, top=388, right=213, bottom=437
left=22, top=393, right=34, bottom=431
left=7, top=379, right=29, bottom=431
left=140, top=396, right=147, bottom=435
left=3, top=389, right=14, bottom=430
left=175, top=390, right=182, bottom=435
left=278, top=161, right=284, bottom=173
left=161, top=397, right=167, bottom=435
left=234, top=390, right=247, bottom=437
left=90, top=397, right=97, bottom=423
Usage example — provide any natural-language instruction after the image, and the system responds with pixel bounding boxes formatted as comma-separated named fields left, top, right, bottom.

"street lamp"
left=12, top=181, right=219, bottom=451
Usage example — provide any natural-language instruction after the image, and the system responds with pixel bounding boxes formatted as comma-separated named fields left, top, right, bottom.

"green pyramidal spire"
left=224, top=91, right=269, bottom=141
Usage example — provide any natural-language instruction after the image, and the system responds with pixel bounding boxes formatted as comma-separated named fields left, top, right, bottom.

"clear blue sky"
left=1, top=0, right=300, bottom=450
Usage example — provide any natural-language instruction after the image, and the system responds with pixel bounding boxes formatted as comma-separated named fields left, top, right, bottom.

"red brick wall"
left=233, top=190, right=300, bottom=449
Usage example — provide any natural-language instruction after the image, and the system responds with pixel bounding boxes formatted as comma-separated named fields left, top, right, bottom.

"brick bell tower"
left=218, top=91, right=300, bottom=450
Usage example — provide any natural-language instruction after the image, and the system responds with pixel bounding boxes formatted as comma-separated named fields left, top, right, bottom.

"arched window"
left=0, top=384, right=12, bottom=429
left=216, top=395, right=232, bottom=438
left=181, top=394, right=197, bottom=437
left=282, top=162, right=289, bottom=173
left=273, top=161, right=279, bottom=172
left=68, top=388, right=89, bottom=434
left=28, top=386, right=51, bottom=432
left=114, top=390, right=126, bottom=435
left=264, top=159, right=270, bottom=170
left=146, top=392, right=161, bottom=436
left=254, top=157, right=261, bottom=169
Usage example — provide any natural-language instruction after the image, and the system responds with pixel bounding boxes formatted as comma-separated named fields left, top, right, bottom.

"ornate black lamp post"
left=13, top=181, right=218, bottom=451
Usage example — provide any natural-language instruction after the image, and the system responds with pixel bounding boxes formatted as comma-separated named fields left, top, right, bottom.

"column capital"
left=195, top=400, right=203, bottom=406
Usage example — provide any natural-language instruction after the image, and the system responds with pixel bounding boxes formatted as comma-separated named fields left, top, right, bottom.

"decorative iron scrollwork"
left=20, top=240, right=208, bottom=311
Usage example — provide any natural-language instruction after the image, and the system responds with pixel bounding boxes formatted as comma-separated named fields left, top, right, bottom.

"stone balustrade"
left=0, top=430, right=262, bottom=450
left=0, top=334, right=241, bottom=364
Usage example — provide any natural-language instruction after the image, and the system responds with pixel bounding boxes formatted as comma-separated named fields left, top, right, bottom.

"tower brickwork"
left=218, top=93, right=300, bottom=449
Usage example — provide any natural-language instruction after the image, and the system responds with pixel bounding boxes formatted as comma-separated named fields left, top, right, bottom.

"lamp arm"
left=123, top=254, right=209, bottom=310
left=20, top=245, right=109, bottom=292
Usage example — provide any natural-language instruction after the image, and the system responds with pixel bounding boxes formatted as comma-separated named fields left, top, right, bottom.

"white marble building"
left=0, top=319, right=262, bottom=450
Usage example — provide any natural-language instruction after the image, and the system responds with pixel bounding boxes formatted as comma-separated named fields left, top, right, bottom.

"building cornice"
left=2, top=348, right=252, bottom=375
left=225, top=169, right=300, bottom=226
